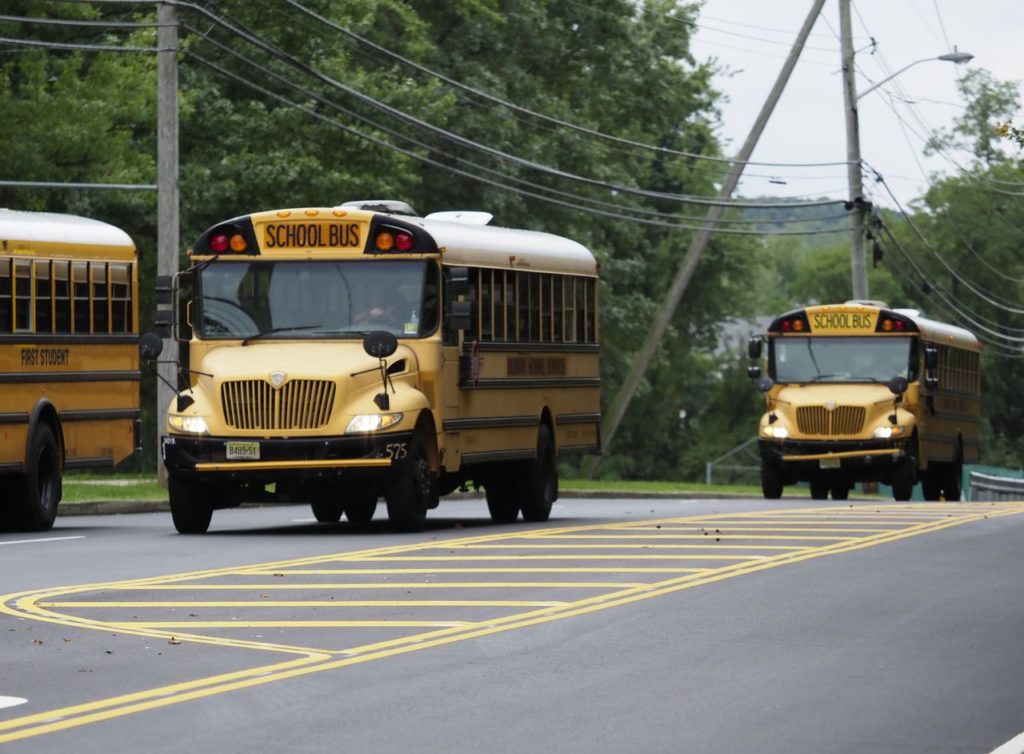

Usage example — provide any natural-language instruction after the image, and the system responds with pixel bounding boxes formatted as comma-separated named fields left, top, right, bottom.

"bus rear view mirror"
left=363, top=331, right=398, bottom=359
left=747, top=336, right=762, bottom=359
left=887, top=376, right=908, bottom=396
left=446, top=266, right=472, bottom=297
left=139, top=331, right=164, bottom=362
left=447, top=300, right=472, bottom=331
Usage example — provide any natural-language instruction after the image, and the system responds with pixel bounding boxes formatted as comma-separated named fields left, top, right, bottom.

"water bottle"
left=408, top=309, right=418, bottom=335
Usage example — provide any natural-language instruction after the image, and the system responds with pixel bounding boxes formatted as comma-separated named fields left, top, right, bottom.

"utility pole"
left=156, top=2, right=179, bottom=486
left=839, top=0, right=868, bottom=300
left=581, top=0, right=826, bottom=479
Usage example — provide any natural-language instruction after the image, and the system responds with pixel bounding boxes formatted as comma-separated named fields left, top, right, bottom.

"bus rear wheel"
left=809, top=478, right=829, bottom=500
left=485, top=475, right=519, bottom=524
left=169, top=476, right=214, bottom=534
left=12, top=423, right=61, bottom=532
left=519, top=426, right=557, bottom=523
left=385, top=431, right=435, bottom=532
left=311, top=497, right=345, bottom=523
left=344, top=489, right=378, bottom=523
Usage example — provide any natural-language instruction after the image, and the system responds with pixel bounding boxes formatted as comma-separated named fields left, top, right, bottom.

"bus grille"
left=221, top=379, right=336, bottom=430
left=796, top=405, right=865, bottom=435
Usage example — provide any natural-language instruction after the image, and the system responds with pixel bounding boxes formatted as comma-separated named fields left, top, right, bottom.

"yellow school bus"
left=748, top=301, right=981, bottom=501
left=153, top=200, right=600, bottom=533
left=0, top=209, right=141, bottom=530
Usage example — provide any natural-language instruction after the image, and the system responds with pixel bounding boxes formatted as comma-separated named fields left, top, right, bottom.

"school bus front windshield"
left=196, top=259, right=439, bottom=340
left=772, top=336, right=916, bottom=383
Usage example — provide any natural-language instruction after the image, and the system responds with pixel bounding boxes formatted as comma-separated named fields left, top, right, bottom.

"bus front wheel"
left=385, top=431, right=435, bottom=532
left=761, top=462, right=783, bottom=499
left=12, top=423, right=61, bottom=532
left=169, top=476, right=214, bottom=534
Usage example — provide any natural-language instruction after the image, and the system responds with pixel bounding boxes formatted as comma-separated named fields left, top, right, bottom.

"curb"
left=56, top=490, right=772, bottom=517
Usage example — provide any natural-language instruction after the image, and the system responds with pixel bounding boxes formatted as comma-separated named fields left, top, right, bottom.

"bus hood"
left=774, top=382, right=897, bottom=407
left=197, top=341, right=418, bottom=383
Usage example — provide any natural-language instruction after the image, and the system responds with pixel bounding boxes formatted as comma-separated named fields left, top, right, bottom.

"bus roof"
left=770, top=302, right=981, bottom=350
left=0, top=209, right=135, bottom=252
left=411, top=213, right=598, bottom=277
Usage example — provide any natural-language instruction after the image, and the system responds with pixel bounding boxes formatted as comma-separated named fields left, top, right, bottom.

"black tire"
left=519, top=426, right=557, bottom=523
left=829, top=479, right=850, bottom=501
left=891, top=444, right=916, bottom=502
left=11, top=423, right=61, bottom=532
left=311, top=497, right=345, bottom=523
left=941, top=442, right=963, bottom=502
left=344, top=491, right=378, bottom=523
left=485, top=472, right=519, bottom=524
left=169, top=476, right=214, bottom=534
left=921, top=471, right=943, bottom=501
left=761, top=462, right=783, bottom=499
left=809, top=478, right=830, bottom=500
left=385, top=431, right=435, bottom=532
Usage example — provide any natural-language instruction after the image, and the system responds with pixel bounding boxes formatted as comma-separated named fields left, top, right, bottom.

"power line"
left=175, top=1, right=847, bottom=211
left=277, top=0, right=853, bottom=171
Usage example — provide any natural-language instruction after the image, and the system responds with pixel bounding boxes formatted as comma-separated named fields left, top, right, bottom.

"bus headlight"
left=762, top=425, right=789, bottom=439
left=346, top=413, right=404, bottom=433
left=873, top=426, right=905, bottom=439
left=168, top=414, right=210, bottom=435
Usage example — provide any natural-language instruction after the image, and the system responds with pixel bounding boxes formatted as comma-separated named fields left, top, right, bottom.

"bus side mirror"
left=139, top=332, right=163, bottom=362
left=747, top=337, right=762, bottom=359
left=755, top=376, right=774, bottom=394
left=923, top=346, right=939, bottom=389
left=446, top=266, right=472, bottom=298
left=888, top=376, right=908, bottom=396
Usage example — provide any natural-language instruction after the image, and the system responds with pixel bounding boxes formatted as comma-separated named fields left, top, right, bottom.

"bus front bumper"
left=759, top=439, right=907, bottom=479
left=161, top=432, right=406, bottom=482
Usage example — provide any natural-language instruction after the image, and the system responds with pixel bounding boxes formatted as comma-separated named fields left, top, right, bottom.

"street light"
left=857, top=50, right=975, bottom=101
left=840, top=0, right=973, bottom=300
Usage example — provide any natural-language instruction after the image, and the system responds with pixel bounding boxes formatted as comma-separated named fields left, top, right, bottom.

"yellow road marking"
left=43, top=600, right=572, bottom=608
left=1, top=502, right=1021, bottom=744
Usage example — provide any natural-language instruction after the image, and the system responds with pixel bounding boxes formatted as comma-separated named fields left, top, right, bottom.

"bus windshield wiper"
left=242, top=325, right=321, bottom=345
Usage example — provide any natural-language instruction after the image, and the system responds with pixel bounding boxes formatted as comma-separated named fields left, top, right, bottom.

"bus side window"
left=0, top=259, right=11, bottom=332
left=110, top=263, right=133, bottom=333
left=34, top=260, right=52, bottom=334
left=14, top=260, right=31, bottom=332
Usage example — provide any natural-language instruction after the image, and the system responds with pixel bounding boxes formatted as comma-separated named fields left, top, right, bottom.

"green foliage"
left=4, top=4, right=1021, bottom=482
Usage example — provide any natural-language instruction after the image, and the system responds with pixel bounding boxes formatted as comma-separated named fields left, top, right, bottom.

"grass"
left=60, top=473, right=762, bottom=503
left=63, top=473, right=167, bottom=503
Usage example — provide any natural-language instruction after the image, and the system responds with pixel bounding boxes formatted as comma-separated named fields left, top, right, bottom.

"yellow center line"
left=42, top=600, right=572, bottom=608
left=91, top=581, right=647, bottom=589
left=237, top=567, right=710, bottom=574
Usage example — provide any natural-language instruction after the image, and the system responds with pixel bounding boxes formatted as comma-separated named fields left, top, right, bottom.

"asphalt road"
left=2, top=496, right=1024, bottom=754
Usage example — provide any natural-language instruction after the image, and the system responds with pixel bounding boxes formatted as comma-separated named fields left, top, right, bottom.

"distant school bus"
left=747, top=301, right=981, bottom=501
left=0, top=210, right=140, bottom=530
left=149, top=200, right=601, bottom=533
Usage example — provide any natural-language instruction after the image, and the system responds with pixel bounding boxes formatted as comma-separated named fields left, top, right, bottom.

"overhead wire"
left=172, top=1, right=848, bottom=211
left=181, top=20, right=849, bottom=234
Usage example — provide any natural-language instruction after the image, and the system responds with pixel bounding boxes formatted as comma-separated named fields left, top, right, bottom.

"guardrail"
left=968, top=471, right=1024, bottom=501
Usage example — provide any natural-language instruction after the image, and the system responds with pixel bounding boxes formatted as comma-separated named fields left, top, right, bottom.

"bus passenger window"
left=92, top=262, right=109, bottom=333
left=34, top=261, right=52, bottom=334
left=14, top=260, right=31, bottom=332
left=72, top=262, right=90, bottom=333
left=0, top=260, right=11, bottom=332
left=54, top=261, right=71, bottom=333
left=110, top=264, right=133, bottom=333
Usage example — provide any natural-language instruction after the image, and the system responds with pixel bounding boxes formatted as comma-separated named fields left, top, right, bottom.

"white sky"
left=688, top=0, right=1024, bottom=208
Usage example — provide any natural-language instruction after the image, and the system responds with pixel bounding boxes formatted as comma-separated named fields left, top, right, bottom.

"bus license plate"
left=226, top=441, right=260, bottom=460
left=819, top=457, right=840, bottom=469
